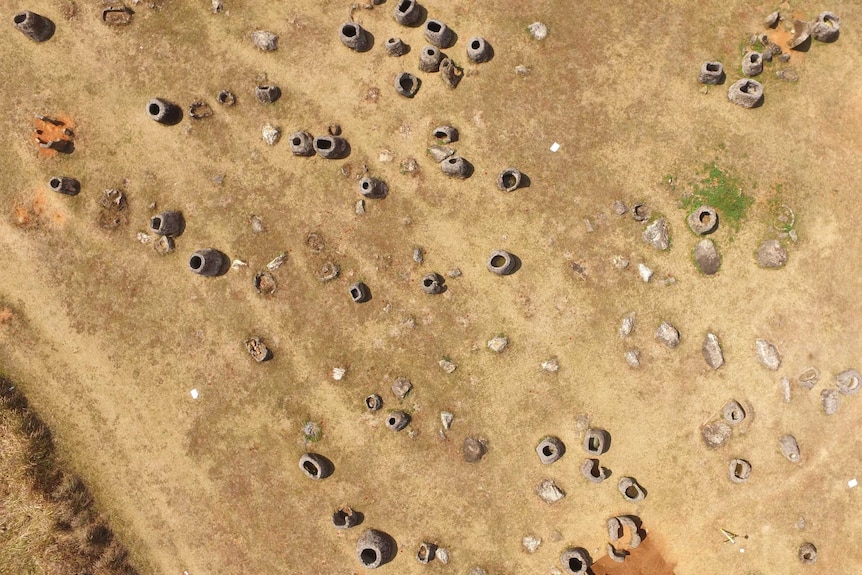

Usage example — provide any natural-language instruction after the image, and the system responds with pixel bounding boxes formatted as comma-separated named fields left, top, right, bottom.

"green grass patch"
left=682, top=163, right=754, bottom=232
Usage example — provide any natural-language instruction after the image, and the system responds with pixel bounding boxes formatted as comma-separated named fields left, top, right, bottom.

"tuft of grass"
left=682, top=163, right=754, bottom=232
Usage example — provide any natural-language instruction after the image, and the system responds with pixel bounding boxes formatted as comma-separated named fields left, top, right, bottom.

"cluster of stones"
left=698, top=10, right=840, bottom=108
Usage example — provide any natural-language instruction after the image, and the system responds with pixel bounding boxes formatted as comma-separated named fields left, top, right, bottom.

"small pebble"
left=413, top=247, right=424, bottom=264
left=528, top=22, right=548, bottom=40
left=439, top=358, right=457, bottom=373
left=488, top=336, right=509, bottom=353
left=625, top=349, right=640, bottom=368
left=355, top=199, right=365, bottom=215
left=541, top=358, right=559, bottom=373
left=440, top=411, right=454, bottom=429
left=638, top=263, right=653, bottom=282
left=446, top=268, right=462, bottom=278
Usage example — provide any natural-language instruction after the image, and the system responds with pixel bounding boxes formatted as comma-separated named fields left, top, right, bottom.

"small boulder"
left=655, top=321, right=680, bottom=348
left=642, top=218, right=670, bottom=250
left=779, top=434, right=801, bottom=462
left=701, top=420, right=732, bottom=448
left=528, top=22, right=547, bottom=40
left=755, top=339, right=781, bottom=370
left=535, top=479, right=565, bottom=504
left=261, top=124, right=280, bottom=145
left=251, top=30, right=278, bottom=51
left=756, top=239, right=787, bottom=268
left=488, top=335, right=509, bottom=353
left=764, top=11, right=780, bottom=28
left=463, top=436, right=487, bottom=462
left=391, top=377, right=413, bottom=399
left=694, top=239, right=720, bottom=275
left=427, top=145, right=455, bottom=162
left=702, top=332, right=724, bottom=369
left=821, top=389, right=841, bottom=415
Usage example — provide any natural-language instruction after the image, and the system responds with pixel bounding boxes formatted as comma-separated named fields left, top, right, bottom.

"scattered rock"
left=412, top=246, right=424, bottom=264
left=446, top=268, right=462, bottom=278
left=400, top=157, right=419, bottom=174
left=251, top=30, right=278, bottom=51
left=835, top=369, right=861, bottom=395
left=254, top=271, right=277, bottom=295
left=618, top=477, right=646, bottom=502
left=522, top=535, right=542, bottom=553
left=755, top=339, right=781, bottom=370
left=154, top=235, right=175, bottom=255
left=245, top=337, right=271, bottom=362
left=612, top=200, right=628, bottom=215
left=619, top=312, right=635, bottom=337
left=391, top=377, right=413, bottom=399
left=632, top=203, right=651, bottom=222
left=742, top=51, right=764, bottom=76
left=642, top=218, right=670, bottom=250
left=514, top=64, right=531, bottom=76
left=439, top=358, right=457, bottom=373
left=355, top=200, right=365, bottom=215
left=528, top=22, right=548, bottom=40
left=332, top=367, right=346, bottom=381
left=266, top=252, right=286, bottom=271
left=612, top=255, right=629, bottom=270
left=427, top=145, right=455, bottom=162
left=469, top=568, right=487, bottom=575
left=779, top=434, right=800, bottom=462
left=701, top=420, right=732, bottom=448
left=262, top=124, right=280, bottom=145
left=535, top=479, right=565, bottom=504
left=694, top=239, right=720, bottom=275
left=440, top=411, right=453, bottom=429
left=488, top=335, right=509, bottom=353
left=764, top=11, right=780, bottom=28
left=702, top=332, right=724, bottom=369
left=463, top=436, right=487, bottom=463
left=776, top=68, right=799, bottom=82
left=638, top=263, right=653, bottom=282
left=625, top=349, right=640, bottom=368
left=541, top=358, right=560, bottom=373
left=655, top=321, right=680, bottom=348
left=436, top=548, right=449, bottom=564
left=780, top=376, right=791, bottom=403
left=821, top=389, right=841, bottom=415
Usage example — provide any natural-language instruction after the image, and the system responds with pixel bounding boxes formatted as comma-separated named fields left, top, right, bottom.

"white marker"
left=190, top=389, right=199, bottom=399
left=550, top=142, right=561, bottom=152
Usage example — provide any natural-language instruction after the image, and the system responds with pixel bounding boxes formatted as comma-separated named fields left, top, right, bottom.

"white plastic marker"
left=190, top=389, right=199, bottom=399
left=550, top=142, right=561, bottom=152
left=849, top=478, right=858, bottom=488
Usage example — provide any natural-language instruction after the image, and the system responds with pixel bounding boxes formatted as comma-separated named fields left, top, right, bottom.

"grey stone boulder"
left=694, top=239, right=720, bottom=275
left=642, top=218, right=670, bottom=250
left=755, top=339, right=781, bottom=370
left=701, top=420, right=732, bottom=448
left=535, top=479, right=565, bottom=504
left=779, top=434, right=800, bottom=462
left=251, top=30, right=278, bottom=51
left=702, top=332, right=724, bottom=369
left=756, top=239, right=787, bottom=268
left=821, top=389, right=841, bottom=415
left=655, top=321, right=680, bottom=348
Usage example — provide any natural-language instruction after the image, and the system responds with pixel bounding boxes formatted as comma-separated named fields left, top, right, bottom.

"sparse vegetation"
left=0, top=379, right=138, bottom=575
left=682, top=163, right=754, bottom=232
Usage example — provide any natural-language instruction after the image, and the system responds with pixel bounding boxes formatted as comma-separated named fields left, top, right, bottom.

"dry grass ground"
left=1, top=0, right=861, bottom=574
